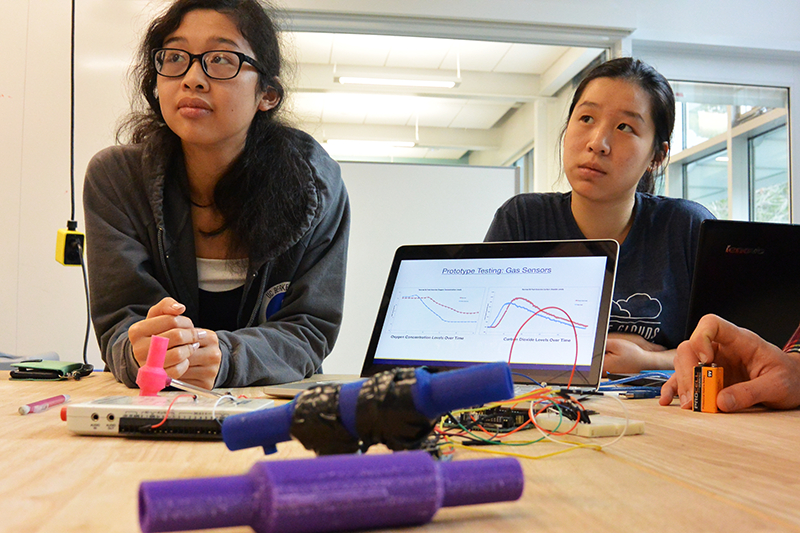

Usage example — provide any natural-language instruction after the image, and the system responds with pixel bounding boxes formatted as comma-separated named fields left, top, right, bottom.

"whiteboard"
left=325, top=161, right=519, bottom=374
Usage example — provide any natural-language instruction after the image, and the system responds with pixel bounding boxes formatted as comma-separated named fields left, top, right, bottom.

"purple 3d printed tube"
left=139, top=451, right=523, bottom=533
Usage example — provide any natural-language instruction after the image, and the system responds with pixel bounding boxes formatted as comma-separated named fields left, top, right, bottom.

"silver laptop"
left=263, top=240, right=618, bottom=398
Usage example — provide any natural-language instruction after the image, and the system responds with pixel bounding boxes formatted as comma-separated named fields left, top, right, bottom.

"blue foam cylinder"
left=222, top=399, right=295, bottom=454
left=411, top=362, right=514, bottom=419
left=337, top=380, right=364, bottom=438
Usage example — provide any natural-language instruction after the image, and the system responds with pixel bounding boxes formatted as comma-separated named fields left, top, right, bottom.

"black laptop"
left=685, top=219, right=800, bottom=347
left=263, top=239, right=618, bottom=397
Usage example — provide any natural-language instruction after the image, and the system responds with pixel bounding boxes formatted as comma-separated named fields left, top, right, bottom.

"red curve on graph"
left=507, top=305, right=580, bottom=388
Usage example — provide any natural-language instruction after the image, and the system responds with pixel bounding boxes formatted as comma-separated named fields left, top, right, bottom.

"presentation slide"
left=373, top=256, right=608, bottom=369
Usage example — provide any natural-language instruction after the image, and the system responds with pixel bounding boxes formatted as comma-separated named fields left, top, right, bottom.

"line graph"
left=481, top=287, right=598, bottom=370
left=479, top=288, right=599, bottom=367
left=487, top=297, right=589, bottom=331
left=401, top=295, right=479, bottom=323
left=386, top=288, right=485, bottom=333
left=481, top=288, right=596, bottom=338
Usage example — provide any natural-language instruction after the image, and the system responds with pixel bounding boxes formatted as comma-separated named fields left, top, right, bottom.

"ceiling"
left=281, top=32, right=605, bottom=162
left=74, top=0, right=606, bottom=165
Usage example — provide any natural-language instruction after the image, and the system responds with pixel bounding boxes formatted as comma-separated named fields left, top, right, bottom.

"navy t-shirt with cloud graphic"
left=484, top=191, right=715, bottom=349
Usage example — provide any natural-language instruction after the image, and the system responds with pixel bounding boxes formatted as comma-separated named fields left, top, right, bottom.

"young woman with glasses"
left=485, top=58, right=714, bottom=375
left=83, top=0, right=349, bottom=390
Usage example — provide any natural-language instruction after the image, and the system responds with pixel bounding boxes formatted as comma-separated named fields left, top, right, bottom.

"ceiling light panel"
left=448, top=102, right=514, bottom=129
left=323, top=141, right=427, bottom=159
left=439, top=41, right=513, bottom=72
left=281, top=31, right=587, bottom=160
left=493, top=44, right=569, bottom=74
left=285, top=32, right=333, bottom=64
left=287, top=92, right=324, bottom=122
left=331, top=34, right=392, bottom=66
left=425, top=148, right=469, bottom=160
left=321, top=108, right=368, bottom=125
left=296, top=93, right=471, bottom=128
left=384, top=37, right=454, bottom=69
left=319, top=93, right=416, bottom=125
left=364, top=106, right=417, bottom=126
left=326, top=139, right=415, bottom=148
left=410, top=103, right=464, bottom=128
left=336, top=76, right=458, bottom=88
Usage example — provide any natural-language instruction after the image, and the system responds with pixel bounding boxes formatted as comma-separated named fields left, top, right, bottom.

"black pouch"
left=9, top=360, right=93, bottom=380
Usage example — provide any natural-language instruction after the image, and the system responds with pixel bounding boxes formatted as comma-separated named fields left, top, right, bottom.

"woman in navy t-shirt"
left=486, top=57, right=714, bottom=374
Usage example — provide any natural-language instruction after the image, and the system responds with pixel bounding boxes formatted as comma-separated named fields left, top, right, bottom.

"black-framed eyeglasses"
left=153, top=48, right=262, bottom=80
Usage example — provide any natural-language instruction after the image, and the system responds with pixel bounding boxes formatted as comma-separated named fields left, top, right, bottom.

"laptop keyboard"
left=513, top=383, right=537, bottom=396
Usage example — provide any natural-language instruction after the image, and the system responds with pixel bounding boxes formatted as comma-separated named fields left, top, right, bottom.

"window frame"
left=634, top=43, right=797, bottom=223
left=666, top=104, right=787, bottom=220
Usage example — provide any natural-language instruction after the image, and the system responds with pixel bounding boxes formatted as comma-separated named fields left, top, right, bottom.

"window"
left=684, top=149, right=728, bottom=219
left=750, top=125, right=789, bottom=223
left=683, top=103, right=728, bottom=151
left=666, top=81, right=789, bottom=221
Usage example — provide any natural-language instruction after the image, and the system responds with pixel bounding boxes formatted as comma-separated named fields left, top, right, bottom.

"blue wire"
left=511, top=371, right=543, bottom=387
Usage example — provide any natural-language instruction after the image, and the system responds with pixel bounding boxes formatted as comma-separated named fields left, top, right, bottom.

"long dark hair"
left=118, top=0, right=310, bottom=264
left=563, top=57, right=675, bottom=194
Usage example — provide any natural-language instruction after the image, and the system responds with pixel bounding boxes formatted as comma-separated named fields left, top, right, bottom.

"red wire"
left=469, top=412, right=495, bottom=437
left=529, top=398, right=580, bottom=436
left=506, top=305, right=580, bottom=388
left=149, top=394, right=195, bottom=429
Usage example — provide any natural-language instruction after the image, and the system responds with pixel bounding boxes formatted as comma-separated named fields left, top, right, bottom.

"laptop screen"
left=361, top=240, right=618, bottom=388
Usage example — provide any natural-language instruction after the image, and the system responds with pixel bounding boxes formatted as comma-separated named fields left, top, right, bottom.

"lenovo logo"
left=725, top=245, right=766, bottom=255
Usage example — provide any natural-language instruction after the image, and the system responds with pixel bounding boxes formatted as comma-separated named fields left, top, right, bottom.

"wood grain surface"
left=1, top=371, right=798, bottom=533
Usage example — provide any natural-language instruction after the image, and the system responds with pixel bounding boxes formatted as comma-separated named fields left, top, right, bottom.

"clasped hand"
left=128, top=297, right=222, bottom=390
left=660, top=314, right=800, bottom=412
left=603, top=332, right=673, bottom=374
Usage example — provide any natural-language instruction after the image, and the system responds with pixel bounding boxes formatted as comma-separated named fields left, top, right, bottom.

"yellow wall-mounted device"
left=56, top=228, right=85, bottom=266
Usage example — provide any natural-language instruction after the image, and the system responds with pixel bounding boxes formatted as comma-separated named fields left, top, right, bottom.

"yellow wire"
left=438, top=386, right=617, bottom=459
left=439, top=388, right=585, bottom=442
left=442, top=435, right=601, bottom=460
left=445, top=387, right=555, bottom=417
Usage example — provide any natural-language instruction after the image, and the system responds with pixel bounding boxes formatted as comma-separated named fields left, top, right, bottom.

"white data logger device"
left=62, top=395, right=274, bottom=440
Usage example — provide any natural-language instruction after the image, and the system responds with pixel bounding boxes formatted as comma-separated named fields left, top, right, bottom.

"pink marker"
left=136, top=335, right=171, bottom=396
left=19, top=394, right=70, bottom=415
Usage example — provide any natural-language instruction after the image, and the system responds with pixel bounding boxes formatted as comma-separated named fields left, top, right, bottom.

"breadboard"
left=534, top=413, right=644, bottom=437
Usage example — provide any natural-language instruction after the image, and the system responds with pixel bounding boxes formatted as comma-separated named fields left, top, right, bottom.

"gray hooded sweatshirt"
left=83, top=130, right=349, bottom=388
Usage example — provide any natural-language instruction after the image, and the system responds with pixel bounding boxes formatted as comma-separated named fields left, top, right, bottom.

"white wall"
left=2, top=0, right=799, bottom=370
left=1, top=1, right=98, bottom=364
left=0, top=2, right=28, bottom=358
left=328, top=162, right=518, bottom=374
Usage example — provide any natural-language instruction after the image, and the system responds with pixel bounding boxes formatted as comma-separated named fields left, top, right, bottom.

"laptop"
left=685, top=219, right=800, bottom=347
left=263, top=240, right=619, bottom=397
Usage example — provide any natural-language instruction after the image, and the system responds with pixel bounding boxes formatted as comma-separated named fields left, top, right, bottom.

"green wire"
left=443, top=403, right=566, bottom=447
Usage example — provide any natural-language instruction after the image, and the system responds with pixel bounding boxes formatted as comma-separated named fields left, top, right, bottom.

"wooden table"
left=1, top=371, right=798, bottom=533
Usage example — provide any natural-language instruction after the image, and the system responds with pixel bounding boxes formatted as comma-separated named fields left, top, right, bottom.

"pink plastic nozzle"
left=136, top=335, right=170, bottom=396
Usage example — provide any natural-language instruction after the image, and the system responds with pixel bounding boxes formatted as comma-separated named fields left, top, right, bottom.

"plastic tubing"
left=222, top=361, right=514, bottom=454
left=139, top=450, right=524, bottom=533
